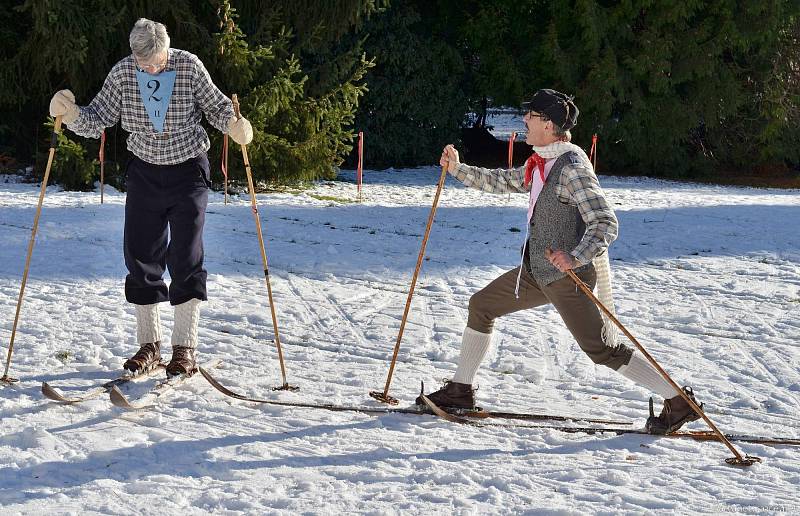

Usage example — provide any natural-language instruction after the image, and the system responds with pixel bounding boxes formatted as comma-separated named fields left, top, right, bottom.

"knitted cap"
left=522, top=89, right=579, bottom=130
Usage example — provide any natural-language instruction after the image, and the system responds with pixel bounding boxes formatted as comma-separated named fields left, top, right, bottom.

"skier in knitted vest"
left=417, top=89, right=701, bottom=434
left=48, top=19, right=254, bottom=377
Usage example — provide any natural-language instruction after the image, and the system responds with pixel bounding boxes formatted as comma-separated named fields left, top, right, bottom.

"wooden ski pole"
left=564, top=267, right=760, bottom=467
left=231, top=95, right=297, bottom=391
left=2, top=116, right=63, bottom=384
left=370, top=165, right=448, bottom=404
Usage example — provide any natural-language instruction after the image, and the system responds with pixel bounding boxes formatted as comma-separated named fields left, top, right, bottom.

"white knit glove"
left=49, top=89, right=79, bottom=124
left=228, top=116, right=253, bottom=145
left=439, top=144, right=460, bottom=174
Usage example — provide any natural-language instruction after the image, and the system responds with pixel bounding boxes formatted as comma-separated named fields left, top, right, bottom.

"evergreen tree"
left=354, top=0, right=798, bottom=177
left=354, top=2, right=468, bottom=168
left=0, top=0, right=379, bottom=187
left=354, top=0, right=545, bottom=168
left=728, top=12, right=800, bottom=169
left=440, top=0, right=546, bottom=128
left=208, top=0, right=383, bottom=183
left=3, top=1, right=798, bottom=183
left=541, top=0, right=800, bottom=177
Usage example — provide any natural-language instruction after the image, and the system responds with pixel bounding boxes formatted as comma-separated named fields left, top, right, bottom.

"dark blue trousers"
left=124, top=153, right=210, bottom=306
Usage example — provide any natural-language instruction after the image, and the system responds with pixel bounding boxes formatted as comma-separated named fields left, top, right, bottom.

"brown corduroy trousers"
left=467, top=265, right=632, bottom=370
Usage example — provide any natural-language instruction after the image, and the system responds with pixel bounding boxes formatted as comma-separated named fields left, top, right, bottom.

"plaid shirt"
left=452, top=156, right=618, bottom=265
left=68, top=49, right=234, bottom=165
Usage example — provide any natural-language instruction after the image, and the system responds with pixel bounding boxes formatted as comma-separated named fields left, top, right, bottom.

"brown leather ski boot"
left=646, top=386, right=703, bottom=434
left=123, top=341, right=161, bottom=374
left=416, top=380, right=477, bottom=410
left=166, top=346, right=196, bottom=376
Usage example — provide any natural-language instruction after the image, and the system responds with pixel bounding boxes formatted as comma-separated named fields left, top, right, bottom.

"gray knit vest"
left=525, top=151, right=591, bottom=286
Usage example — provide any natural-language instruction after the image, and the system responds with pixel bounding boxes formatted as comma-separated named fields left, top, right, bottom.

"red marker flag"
left=99, top=130, right=106, bottom=203
left=357, top=131, right=364, bottom=197
left=508, top=131, right=517, bottom=168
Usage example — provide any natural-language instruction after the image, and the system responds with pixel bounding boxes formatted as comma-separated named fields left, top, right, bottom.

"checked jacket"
left=68, top=48, right=233, bottom=165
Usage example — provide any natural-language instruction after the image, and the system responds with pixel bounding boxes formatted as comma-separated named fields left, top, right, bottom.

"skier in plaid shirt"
left=49, top=18, right=253, bottom=377
left=417, top=89, right=702, bottom=434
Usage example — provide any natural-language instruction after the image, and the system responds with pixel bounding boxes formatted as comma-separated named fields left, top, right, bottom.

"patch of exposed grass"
left=306, top=193, right=356, bottom=204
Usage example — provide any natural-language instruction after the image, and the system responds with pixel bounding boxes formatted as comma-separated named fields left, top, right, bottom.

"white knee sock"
left=171, top=299, right=201, bottom=349
left=617, top=352, right=680, bottom=399
left=452, top=327, right=492, bottom=385
left=135, top=303, right=162, bottom=344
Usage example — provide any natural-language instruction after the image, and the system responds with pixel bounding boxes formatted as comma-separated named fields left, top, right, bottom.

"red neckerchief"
left=524, top=153, right=547, bottom=187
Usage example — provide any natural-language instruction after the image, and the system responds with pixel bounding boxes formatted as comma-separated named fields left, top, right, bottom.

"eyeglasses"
left=525, top=112, right=549, bottom=121
left=134, top=53, right=168, bottom=74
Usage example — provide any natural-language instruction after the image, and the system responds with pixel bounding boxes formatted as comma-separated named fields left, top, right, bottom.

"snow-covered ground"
left=1, top=165, right=799, bottom=514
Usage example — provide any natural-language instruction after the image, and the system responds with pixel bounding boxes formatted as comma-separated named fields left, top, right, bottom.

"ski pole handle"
left=232, top=94, right=241, bottom=120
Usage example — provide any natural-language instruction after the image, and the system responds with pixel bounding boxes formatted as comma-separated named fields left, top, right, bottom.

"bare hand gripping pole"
left=565, top=268, right=760, bottom=467
left=231, top=95, right=297, bottom=391
left=370, top=165, right=448, bottom=404
left=2, top=116, right=63, bottom=384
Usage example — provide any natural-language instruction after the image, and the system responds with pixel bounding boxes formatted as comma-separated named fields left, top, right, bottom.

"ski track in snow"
left=1, top=169, right=799, bottom=514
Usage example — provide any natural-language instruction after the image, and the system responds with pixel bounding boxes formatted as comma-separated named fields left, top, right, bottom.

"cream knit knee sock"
left=452, top=327, right=492, bottom=385
left=171, top=299, right=201, bottom=349
left=135, top=303, right=162, bottom=344
left=617, top=352, right=680, bottom=399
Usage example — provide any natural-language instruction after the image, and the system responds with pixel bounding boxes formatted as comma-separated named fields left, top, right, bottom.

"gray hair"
left=549, top=120, right=571, bottom=141
left=129, top=18, right=170, bottom=59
